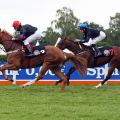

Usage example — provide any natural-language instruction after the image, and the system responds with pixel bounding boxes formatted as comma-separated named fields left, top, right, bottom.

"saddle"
left=24, top=45, right=46, bottom=57
left=78, top=43, right=114, bottom=58
left=91, top=46, right=114, bottom=58
left=14, top=40, right=46, bottom=57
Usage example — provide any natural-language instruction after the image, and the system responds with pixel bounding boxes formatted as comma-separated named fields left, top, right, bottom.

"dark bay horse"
left=55, top=38, right=120, bottom=88
left=0, top=29, right=87, bottom=91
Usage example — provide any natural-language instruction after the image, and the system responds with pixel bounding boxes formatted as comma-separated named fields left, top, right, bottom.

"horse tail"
left=65, top=53, right=87, bottom=76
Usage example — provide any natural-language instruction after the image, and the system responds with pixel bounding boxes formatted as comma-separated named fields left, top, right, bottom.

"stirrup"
left=26, top=53, right=34, bottom=56
left=94, top=51, right=101, bottom=57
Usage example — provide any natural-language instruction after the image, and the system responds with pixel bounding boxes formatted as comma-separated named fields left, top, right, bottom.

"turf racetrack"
left=0, top=84, right=120, bottom=120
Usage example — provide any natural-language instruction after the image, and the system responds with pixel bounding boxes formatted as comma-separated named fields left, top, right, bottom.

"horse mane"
left=0, top=29, right=13, bottom=41
left=64, top=38, right=79, bottom=45
left=63, top=38, right=76, bottom=43
left=1, top=29, right=13, bottom=37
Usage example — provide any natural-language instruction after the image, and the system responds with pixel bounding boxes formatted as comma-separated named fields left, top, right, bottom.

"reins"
left=77, top=42, right=82, bottom=49
left=0, top=45, right=6, bottom=53
left=7, top=49, right=25, bottom=54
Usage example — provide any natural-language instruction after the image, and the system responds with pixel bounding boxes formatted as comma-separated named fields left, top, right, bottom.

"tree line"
left=42, top=7, right=120, bottom=47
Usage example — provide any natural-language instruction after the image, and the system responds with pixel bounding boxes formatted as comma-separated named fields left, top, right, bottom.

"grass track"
left=0, top=84, right=120, bottom=120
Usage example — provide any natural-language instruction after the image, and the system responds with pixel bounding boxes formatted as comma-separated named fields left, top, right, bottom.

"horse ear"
left=64, top=36, right=69, bottom=40
left=54, top=37, right=61, bottom=47
left=0, top=28, right=1, bottom=32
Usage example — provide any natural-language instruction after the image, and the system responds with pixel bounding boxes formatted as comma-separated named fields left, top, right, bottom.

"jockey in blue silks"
left=79, top=23, right=106, bottom=57
left=12, top=20, right=45, bottom=56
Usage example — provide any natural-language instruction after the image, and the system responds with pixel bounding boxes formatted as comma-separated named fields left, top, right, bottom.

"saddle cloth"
left=94, top=46, right=114, bottom=58
left=32, top=45, right=46, bottom=56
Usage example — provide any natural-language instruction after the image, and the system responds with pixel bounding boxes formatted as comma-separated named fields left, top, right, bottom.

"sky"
left=0, top=0, right=120, bottom=34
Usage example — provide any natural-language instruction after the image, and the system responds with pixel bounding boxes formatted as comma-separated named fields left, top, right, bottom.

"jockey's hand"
left=74, top=39, right=80, bottom=42
left=12, top=38, right=16, bottom=40
left=40, top=36, right=45, bottom=42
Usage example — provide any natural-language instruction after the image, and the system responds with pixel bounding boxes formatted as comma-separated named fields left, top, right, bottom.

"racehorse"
left=0, top=29, right=87, bottom=91
left=55, top=38, right=120, bottom=88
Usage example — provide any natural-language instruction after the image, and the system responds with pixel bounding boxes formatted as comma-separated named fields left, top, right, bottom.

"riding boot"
left=91, top=44, right=100, bottom=57
left=83, top=44, right=93, bottom=51
left=25, top=44, right=34, bottom=56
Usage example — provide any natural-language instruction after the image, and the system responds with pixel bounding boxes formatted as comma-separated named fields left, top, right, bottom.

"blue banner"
left=0, top=62, right=119, bottom=81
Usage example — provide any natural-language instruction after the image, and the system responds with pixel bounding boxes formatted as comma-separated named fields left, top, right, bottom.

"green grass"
left=0, top=84, right=120, bottom=120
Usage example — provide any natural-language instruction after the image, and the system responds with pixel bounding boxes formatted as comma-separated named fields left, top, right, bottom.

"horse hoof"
left=53, top=82, right=58, bottom=86
left=7, top=78, right=13, bottom=82
left=19, top=85, right=25, bottom=88
left=58, top=90, right=64, bottom=93
left=95, top=86, right=99, bottom=89
left=59, top=88, right=65, bottom=92
left=95, top=83, right=102, bottom=89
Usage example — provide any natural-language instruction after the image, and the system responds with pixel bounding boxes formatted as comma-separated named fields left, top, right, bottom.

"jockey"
left=78, top=23, right=106, bottom=57
left=12, top=20, right=45, bottom=56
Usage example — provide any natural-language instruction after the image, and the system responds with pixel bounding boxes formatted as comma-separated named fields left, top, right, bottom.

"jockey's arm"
left=12, top=34, right=26, bottom=42
left=12, top=28, right=26, bottom=41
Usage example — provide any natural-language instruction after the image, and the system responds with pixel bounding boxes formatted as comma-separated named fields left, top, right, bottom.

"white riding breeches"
left=83, top=39, right=92, bottom=46
left=23, top=30, right=43, bottom=45
left=91, top=31, right=106, bottom=44
left=83, top=31, right=106, bottom=46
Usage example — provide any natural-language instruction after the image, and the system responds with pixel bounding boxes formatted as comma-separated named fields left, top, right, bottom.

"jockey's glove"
left=74, top=39, right=80, bottom=42
left=12, top=38, right=16, bottom=40
left=79, top=39, right=86, bottom=44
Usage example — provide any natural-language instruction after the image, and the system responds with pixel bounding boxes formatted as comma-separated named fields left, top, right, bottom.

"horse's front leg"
left=21, top=62, right=50, bottom=88
left=95, top=66, right=115, bottom=88
left=0, top=63, right=19, bottom=82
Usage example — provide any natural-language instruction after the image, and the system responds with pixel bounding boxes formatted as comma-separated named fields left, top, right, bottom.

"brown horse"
left=55, top=38, right=120, bottom=88
left=0, top=29, right=87, bottom=91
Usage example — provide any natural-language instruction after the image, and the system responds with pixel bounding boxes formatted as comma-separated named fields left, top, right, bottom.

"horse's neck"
left=67, top=42, right=83, bottom=54
left=68, top=42, right=90, bottom=54
left=68, top=45, right=80, bottom=53
left=2, top=40, right=22, bottom=52
left=81, top=44, right=91, bottom=52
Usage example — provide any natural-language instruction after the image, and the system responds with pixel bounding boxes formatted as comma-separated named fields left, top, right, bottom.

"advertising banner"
left=0, top=62, right=120, bottom=82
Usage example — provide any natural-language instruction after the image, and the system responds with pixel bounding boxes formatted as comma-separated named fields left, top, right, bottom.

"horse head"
left=0, top=29, right=22, bottom=52
left=55, top=37, right=84, bottom=54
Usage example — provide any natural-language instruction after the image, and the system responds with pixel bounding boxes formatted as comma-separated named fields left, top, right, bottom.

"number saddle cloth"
left=32, top=45, right=46, bottom=56
left=93, top=46, right=114, bottom=58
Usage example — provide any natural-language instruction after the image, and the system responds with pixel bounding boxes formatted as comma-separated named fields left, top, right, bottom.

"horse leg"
left=66, top=66, right=76, bottom=85
left=53, top=67, right=67, bottom=91
left=21, top=62, right=50, bottom=88
left=0, top=63, right=19, bottom=82
left=54, top=66, right=76, bottom=86
left=95, top=66, right=115, bottom=88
